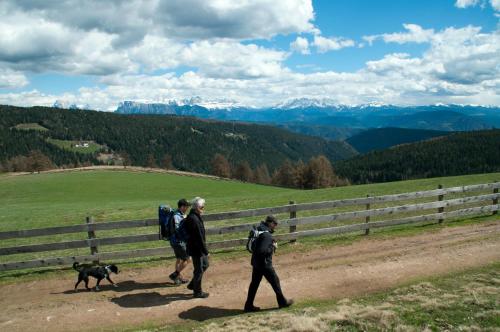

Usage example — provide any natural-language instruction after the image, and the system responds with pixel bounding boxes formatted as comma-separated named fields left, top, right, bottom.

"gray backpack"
left=246, top=226, right=268, bottom=253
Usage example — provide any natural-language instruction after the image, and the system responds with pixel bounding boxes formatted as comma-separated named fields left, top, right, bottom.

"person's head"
left=191, top=196, right=206, bottom=214
left=264, top=215, right=278, bottom=232
left=177, top=198, right=191, bottom=213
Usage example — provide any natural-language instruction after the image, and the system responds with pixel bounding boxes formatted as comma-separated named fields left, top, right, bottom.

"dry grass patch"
left=187, top=263, right=499, bottom=332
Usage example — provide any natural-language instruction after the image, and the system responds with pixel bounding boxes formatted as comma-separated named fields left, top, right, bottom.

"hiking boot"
left=168, top=272, right=178, bottom=282
left=279, top=299, right=294, bottom=309
left=193, top=292, right=209, bottom=298
left=244, top=305, right=261, bottom=312
left=179, top=277, right=189, bottom=284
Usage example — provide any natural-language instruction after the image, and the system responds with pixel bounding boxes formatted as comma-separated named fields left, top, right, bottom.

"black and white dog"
left=73, top=262, right=119, bottom=291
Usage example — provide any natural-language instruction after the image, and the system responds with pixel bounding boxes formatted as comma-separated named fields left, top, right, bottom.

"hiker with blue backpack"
left=168, top=198, right=191, bottom=285
left=244, top=215, right=293, bottom=312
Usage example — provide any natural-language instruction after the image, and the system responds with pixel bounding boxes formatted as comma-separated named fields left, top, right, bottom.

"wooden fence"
left=1, top=182, right=499, bottom=272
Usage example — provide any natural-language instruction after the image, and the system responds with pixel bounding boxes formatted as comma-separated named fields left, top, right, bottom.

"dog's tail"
left=72, top=262, right=81, bottom=271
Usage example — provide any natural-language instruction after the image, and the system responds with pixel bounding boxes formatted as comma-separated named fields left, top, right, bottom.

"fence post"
left=289, top=200, right=297, bottom=243
left=437, top=184, right=444, bottom=223
left=493, top=181, right=498, bottom=215
left=365, top=194, right=371, bottom=235
left=86, top=216, right=99, bottom=264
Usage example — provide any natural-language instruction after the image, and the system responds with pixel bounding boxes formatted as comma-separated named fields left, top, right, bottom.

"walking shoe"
left=173, top=277, right=182, bottom=286
left=244, top=305, right=261, bottom=312
left=179, top=277, right=189, bottom=284
left=168, top=271, right=178, bottom=282
left=193, top=292, right=209, bottom=298
left=279, top=299, right=294, bottom=309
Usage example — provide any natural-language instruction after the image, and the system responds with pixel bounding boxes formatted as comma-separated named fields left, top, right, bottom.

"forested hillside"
left=335, top=129, right=500, bottom=184
left=0, top=105, right=357, bottom=173
left=346, top=127, right=451, bottom=153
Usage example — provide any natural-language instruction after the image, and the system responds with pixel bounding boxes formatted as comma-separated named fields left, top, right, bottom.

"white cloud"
left=0, top=1, right=498, bottom=109
left=427, top=26, right=500, bottom=84
left=0, top=68, right=28, bottom=88
left=290, top=37, right=310, bottom=54
left=455, top=0, right=480, bottom=8
left=312, top=35, right=355, bottom=53
left=131, top=38, right=288, bottom=79
left=0, top=11, right=74, bottom=63
left=455, top=0, right=500, bottom=11
left=364, top=24, right=434, bottom=45
left=490, top=0, right=500, bottom=10
left=182, top=41, right=288, bottom=79
left=6, top=0, right=316, bottom=41
left=155, top=0, right=317, bottom=39
left=0, top=0, right=310, bottom=78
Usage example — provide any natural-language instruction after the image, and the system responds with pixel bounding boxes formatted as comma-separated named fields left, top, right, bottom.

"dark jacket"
left=251, top=222, right=275, bottom=269
left=185, top=208, right=209, bottom=257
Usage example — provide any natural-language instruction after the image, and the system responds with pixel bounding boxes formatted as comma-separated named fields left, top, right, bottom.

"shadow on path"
left=55, top=280, right=181, bottom=294
left=178, top=305, right=244, bottom=321
left=111, top=292, right=192, bottom=308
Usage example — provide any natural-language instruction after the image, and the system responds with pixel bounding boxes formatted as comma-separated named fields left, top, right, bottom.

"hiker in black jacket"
left=244, top=215, right=293, bottom=312
left=185, top=197, right=210, bottom=298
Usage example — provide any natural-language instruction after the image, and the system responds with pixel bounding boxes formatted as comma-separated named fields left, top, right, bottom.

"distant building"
left=74, top=142, right=90, bottom=148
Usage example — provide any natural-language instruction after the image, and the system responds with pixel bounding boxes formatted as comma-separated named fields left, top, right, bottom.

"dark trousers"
left=245, top=266, right=287, bottom=307
left=189, top=255, right=209, bottom=293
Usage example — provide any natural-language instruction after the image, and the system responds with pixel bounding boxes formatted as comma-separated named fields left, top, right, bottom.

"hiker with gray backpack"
left=244, top=215, right=293, bottom=312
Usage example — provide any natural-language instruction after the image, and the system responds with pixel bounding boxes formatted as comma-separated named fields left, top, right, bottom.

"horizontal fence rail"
left=1, top=182, right=499, bottom=272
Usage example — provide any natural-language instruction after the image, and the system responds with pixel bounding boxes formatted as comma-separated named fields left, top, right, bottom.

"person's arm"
left=199, top=221, right=209, bottom=256
left=173, top=214, right=183, bottom=230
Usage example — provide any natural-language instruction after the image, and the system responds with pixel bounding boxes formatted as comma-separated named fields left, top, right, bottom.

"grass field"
left=0, top=170, right=499, bottom=277
left=1, top=170, right=499, bottom=231
left=46, top=138, right=104, bottom=154
left=12, top=123, right=48, bottom=131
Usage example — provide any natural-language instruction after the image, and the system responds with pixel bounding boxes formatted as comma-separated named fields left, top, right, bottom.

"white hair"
left=191, top=197, right=205, bottom=208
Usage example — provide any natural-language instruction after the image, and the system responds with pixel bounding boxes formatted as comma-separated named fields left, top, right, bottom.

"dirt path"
left=1, top=221, right=499, bottom=332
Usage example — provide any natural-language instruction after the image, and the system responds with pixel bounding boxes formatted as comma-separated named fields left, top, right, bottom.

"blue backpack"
left=174, top=215, right=189, bottom=243
left=158, top=205, right=175, bottom=240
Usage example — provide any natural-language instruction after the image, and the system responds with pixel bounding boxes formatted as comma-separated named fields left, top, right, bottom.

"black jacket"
left=251, top=222, right=275, bottom=269
left=185, top=209, right=209, bottom=257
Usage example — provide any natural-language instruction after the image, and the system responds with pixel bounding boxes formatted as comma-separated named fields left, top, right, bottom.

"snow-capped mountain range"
left=111, top=97, right=500, bottom=132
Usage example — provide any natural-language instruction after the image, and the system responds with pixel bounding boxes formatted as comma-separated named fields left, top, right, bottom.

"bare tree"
left=146, top=154, right=157, bottom=168
left=121, top=152, right=131, bottom=168
left=233, top=161, right=253, bottom=182
left=293, top=159, right=306, bottom=189
left=161, top=154, right=174, bottom=170
left=303, top=155, right=335, bottom=189
left=254, top=163, right=271, bottom=184
left=27, top=150, right=54, bottom=173
left=211, top=153, right=231, bottom=178
left=271, top=159, right=296, bottom=188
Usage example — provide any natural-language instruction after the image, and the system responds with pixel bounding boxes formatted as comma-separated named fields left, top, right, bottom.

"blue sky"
left=0, top=0, right=498, bottom=110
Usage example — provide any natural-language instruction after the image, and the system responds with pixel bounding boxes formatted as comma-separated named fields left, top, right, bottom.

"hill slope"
left=346, top=127, right=451, bottom=153
left=0, top=105, right=357, bottom=173
left=335, top=129, right=500, bottom=183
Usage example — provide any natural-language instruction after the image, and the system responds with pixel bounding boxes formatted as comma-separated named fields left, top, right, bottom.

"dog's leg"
left=107, top=276, right=118, bottom=288
left=75, top=278, right=82, bottom=290
left=84, top=277, right=91, bottom=291
left=95, top=278, right=102, bottom=291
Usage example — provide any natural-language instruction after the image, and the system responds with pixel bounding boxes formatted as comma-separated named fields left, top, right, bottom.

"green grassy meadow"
left=12, top=123, right=48, bottom=131
left=0, top=170, right=499, bottom=276
left=46, top=138, right=103, bottom=154
left=1, top=170, right=499, bottom=231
